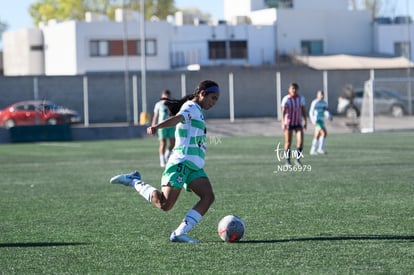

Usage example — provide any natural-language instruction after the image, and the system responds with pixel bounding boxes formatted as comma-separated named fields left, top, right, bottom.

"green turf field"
left=1, top=132, right=413, bottom=274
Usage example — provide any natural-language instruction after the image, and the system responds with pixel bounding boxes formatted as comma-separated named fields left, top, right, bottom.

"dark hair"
left=290, top=83, right=299, bottom=89
left=164, top=80, right=219, bottom=115
left=160, top=89, right=171, bottom=100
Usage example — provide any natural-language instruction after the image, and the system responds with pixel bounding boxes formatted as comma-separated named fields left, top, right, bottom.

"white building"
left=2, top=0, right=413, bottom=76
left=374, top=21, right=413, bottom=60
left=42, top=20, right=171, bottom=75
left=2, top=28, right=44, bottom=75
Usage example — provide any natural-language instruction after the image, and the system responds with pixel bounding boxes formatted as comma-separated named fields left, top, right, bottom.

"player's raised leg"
left=110, top=171, right=158, bottom=203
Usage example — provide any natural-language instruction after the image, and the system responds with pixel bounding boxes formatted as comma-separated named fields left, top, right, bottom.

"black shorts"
left=284, top=124, right=303, bottom=131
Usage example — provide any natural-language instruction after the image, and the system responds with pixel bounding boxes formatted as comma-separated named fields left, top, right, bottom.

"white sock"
left=164, top=149, right=171, bottom=161
left=318, top=137, right=326, bottom=151
left=133, top=179, right=156, bottom=202
left=310, top=139, right=318, bottom=152
left=159, top=155, right=166, bottom=166
left=173, top=209, right=202, bottom=236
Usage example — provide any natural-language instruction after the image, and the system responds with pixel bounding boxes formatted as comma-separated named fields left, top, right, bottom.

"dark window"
left=208, top=41, right=226, bottom=59
left=14, top=104, right=26, bottom=111
left=26, top=104, right=37, bottom=111
left=229, top=41, right=247, bottom=59
left=265, top=0, right=293, bottom=8
left=209, top=40, right=248, bottom=60
left=395, top=41, right=411, bottom=59
left=301, top=40, right=324, bottom=55
left=30, top=45, right=44, bottom=51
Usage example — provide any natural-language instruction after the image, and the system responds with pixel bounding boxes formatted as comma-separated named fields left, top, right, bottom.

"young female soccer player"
left=309, top=90, right=332, bottom=155
left=152, top=89, right=175, bottom=167
left=281, top=82, right=307, bottom=166
left=110, top=80, right=220, bottom=243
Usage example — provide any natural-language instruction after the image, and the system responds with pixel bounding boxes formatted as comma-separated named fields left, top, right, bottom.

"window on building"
left=265, top=0, right=293, bottom=8
left=395, top=41, right=411, bottom=59
left=301, top=40, right=324, bottom=55
left=208, top=40, right=248, bottom=60
left=138, top=39, right=157, bottom=56
left=90, top=39, right=157, bottom=57
left=90, top=40, right=109, bottom=56
left=30, top=45, right=44, bottom=51
left=229, top=41, right=248, bottom=59
left=208, top=41, right=226, bottom=59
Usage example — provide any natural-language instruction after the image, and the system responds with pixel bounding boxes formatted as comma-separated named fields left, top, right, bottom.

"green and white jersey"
left=154, top=100, right=170, bottom=123
left=168, top=101, right=206, bottom=169
left=309, top=99, right=330, bottom=124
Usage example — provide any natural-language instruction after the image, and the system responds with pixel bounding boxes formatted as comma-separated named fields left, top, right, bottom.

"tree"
left=123, top=0, right=176, bottom=20
left=0, top=20, right=7, bottom=33
left=152, top=0, right=176, bottom=20
left=349, top=0, right=381, bottom=17
left=178, top=7, right=212, bottom=22
left=29, top=0, right=176, bottom=25
left=363, top=0, right=381, bottom=20
left=0, top=19, right=8, bottom=49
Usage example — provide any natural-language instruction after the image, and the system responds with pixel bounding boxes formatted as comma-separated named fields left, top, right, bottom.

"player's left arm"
left=147, top=114, right=184, bottom=135
left=302, top=105, right=307, bottom=129
left=324, top=102, right=333, bottom=121
left=301, top=96, right=307, bottom=129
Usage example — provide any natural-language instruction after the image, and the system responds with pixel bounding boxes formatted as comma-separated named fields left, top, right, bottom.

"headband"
left=204, top=86, right=220, bottom=93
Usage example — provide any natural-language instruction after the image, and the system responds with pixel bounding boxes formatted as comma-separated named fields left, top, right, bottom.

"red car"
left=0, top=100, right=81, bottom=129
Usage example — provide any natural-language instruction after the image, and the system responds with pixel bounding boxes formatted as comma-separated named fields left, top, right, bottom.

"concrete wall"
left=294, top=0, right=348, bottom=10
left=2, top=28, right=44, bottom=76
left=0, top=66, right=411, bottom=123
left=374, top=24, right=414, bottom=58
left=276, top=9, right=372, bottom=55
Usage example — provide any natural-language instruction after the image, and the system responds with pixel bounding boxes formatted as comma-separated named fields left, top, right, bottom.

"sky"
left=0, top=0, right=413, bottom=31
left=0, top=0, right=224, bottom=31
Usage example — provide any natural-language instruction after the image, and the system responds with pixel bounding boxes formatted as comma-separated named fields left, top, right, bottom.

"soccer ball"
left=217, top=215, right=245, bottom=242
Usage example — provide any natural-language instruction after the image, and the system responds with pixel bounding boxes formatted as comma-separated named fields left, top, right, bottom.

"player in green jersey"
left=309, top=90, right=332, bottom=155
left=152, top=89, right=175, bottom=167
left=110, top=80, right=220, bottom=243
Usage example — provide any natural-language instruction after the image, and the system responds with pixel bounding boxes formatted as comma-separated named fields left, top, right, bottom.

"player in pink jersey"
left=281, top=83, right=307, bottom=166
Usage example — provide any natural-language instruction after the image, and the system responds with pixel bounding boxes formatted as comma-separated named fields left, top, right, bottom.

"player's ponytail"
left=164, top=95, right=195, bottom=116
left=164, top=80, right=219, bottom=115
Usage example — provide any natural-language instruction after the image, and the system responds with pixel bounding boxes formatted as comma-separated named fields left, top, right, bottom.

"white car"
left=337, top=88, right=411, bottom=118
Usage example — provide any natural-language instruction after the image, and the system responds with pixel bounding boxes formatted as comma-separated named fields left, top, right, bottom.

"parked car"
left=0, top=100, right=81, bottom=129
left=337, top=88, right=411, bottom=118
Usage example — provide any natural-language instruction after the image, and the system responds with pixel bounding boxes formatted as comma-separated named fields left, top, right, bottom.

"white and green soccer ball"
left=217, top=215, right=245, bottom=242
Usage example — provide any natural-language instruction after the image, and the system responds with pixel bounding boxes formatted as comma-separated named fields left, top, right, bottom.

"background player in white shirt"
left=152, top=90, right=175, bottom=167
left=309, top=90, right=332, bottom=155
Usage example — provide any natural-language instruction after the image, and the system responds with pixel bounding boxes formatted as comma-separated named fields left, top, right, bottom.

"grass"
left=0, top=131, right=413, bottom=274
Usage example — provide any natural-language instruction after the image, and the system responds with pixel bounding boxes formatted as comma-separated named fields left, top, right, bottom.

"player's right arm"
left=280, top=96, right=287, bottom=130
left=152, top=102, right=159, bottom=126
left=308, top=100, right=316, bottom=124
